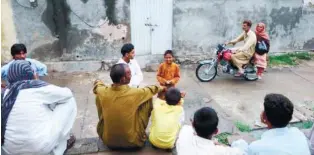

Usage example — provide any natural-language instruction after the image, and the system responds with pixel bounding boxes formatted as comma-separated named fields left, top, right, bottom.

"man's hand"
left=94, top=79, right=102, bottom=85
left=225, top=42, right=235, bottom=46
left=181, top=92, right=186, bottom=98
left=34, top=73, right=39, bottom=80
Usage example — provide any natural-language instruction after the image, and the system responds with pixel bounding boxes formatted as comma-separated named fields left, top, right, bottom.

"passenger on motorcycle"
left=225, top=20, right=257, bottom=77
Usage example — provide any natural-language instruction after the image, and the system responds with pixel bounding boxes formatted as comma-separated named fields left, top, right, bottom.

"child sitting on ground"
left=157, top=50, right=180, bottom=88
left=149, top=88, right=185, bottom=150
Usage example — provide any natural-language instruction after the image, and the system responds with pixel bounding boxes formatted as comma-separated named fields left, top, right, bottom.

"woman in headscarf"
left=255, top=22, right=270, bottom=79
left=1, top=60, right=77, bottom=155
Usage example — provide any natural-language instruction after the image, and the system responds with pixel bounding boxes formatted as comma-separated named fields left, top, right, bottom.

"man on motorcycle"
left=226, top=20, right=257, bottom=76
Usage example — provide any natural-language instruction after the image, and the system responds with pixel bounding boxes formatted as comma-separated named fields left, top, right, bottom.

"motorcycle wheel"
left=244, top=73, right=258, bottom=81
left=195, top=63, right=217, bottom=82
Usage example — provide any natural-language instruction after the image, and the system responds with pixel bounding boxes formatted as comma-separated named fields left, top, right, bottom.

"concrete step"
left=66, top=137, right=174, bottom=155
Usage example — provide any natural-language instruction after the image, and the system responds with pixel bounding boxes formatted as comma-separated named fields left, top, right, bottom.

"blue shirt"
left=232, top=127, right=311, bottom=155
left=1, top=58, right=48, bottom=84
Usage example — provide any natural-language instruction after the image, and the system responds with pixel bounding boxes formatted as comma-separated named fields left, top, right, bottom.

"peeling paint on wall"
left=8, top=0, right=130, bottom=62
left=92, top=19, right=127, bottom=42
left=1, top=0, right=17, bottom=64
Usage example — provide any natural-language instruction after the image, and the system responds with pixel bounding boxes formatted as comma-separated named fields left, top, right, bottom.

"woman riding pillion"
left=254, top=22, right=270, bottom=79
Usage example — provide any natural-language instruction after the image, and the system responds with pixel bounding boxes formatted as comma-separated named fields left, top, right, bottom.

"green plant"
left=290, top=120, right=313, bottom=129
left=268, top=52, right=314, bottom=66
left=303, top=121, right=314, bottom=129
left=214, top=132, right=232, bottom=145
left=269, top=54, right=296, bottom=66
left=235, top=121, right=252, bottom=132
left=290, top=52, right=313, bottom=60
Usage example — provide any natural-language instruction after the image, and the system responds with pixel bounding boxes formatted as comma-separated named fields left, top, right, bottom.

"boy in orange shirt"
left=157, top=50, right=180, bottom=88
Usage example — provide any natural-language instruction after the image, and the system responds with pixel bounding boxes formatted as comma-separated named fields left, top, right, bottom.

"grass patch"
left=268, top=52, right=314, bottom=67
left=214, top=132, right=232, bottom=145
left=235, top=121, right=252, bottom=132
left=290, top=120, right=313, bottom=129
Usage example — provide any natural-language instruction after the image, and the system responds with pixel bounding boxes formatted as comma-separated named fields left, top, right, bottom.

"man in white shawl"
left=1, top=60, right=77, bottom=155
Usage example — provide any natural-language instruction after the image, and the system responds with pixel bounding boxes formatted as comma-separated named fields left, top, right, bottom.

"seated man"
left=176, top=107, right=244, bottom=155
left=232, top=94, right=311, bottom=155
left=1, top=43, right=48, bottom=87
left=226, top=20, right=257, bottom=76
left=93, top=64, right=165, bottom=149
left=1, top=60, right=77, bottom=155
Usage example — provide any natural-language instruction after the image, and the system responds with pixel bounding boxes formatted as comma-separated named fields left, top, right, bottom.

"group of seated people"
left=1, top=43, right=313, bottom=155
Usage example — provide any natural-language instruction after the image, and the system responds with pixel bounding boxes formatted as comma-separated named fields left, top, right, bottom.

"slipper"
left=66, top=134, right=76, bottom=150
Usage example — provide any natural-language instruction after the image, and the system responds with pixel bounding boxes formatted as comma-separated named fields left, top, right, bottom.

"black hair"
left=164, top=50, right=174, bottom=57
left=243, top=20, right=252, bottom=27
left=110, top=64, right=128, bottom=83
left=11, top=43, right=27, bottom=56
left=193, top=107, right=219, bottom=139
left=165, top=87, right=181, bottom=105
left=264, top=93, right=294, bottom=128
left=121, top=43, right=134, bottom=56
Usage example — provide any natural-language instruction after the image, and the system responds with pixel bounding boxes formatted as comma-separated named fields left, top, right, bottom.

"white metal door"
left=150, top=0, right=173, bottom=54
left=130, top=0, right=151, bottom=56
left=130, top=0, right=173, bottom=55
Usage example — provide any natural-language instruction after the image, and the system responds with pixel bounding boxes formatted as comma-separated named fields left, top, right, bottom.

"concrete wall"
left=1, top=0, right=313, bottom=66
left=2, top=0, right=130, bottom=63
left=173, top=0, right=314, bottom=63
left=1, top=0, right=18, bottom=63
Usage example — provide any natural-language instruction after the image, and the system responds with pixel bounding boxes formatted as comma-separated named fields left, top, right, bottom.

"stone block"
left=66, top=138, right=99, bottom=154
left=97, top=138, right=109, bottom=152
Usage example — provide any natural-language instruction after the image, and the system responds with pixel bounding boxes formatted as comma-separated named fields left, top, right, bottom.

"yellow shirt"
left=149, top=98, right=185, bottom=149
left=93, top=81, right=162, bottom=148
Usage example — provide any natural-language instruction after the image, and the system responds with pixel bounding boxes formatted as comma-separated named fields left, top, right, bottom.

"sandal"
left=66, top=134, right=76, bottom=150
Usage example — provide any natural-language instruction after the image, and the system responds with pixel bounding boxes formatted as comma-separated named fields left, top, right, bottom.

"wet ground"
left=43, top=60, right=314, bottom=140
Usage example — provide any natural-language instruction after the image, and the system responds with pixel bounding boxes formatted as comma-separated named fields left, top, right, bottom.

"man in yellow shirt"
left=149, top=88, right=185, bottom=149
left=93, top=64, right=165, bottom=149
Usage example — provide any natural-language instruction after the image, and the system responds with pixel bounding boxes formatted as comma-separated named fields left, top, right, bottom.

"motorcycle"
left=195, top=44, right=258, bottom=82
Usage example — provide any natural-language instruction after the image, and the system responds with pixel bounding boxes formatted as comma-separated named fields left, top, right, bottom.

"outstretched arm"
left=228, top=32, right=245, bottom=45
